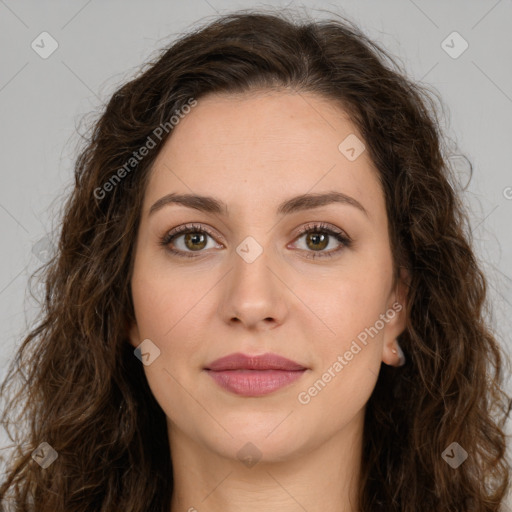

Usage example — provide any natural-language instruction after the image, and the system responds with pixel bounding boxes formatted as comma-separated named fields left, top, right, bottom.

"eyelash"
left=160, top=222, right=352, bottom=260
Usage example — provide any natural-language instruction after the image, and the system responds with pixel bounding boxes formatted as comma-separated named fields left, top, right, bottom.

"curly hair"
left=1, top=8, right=510, bottom=511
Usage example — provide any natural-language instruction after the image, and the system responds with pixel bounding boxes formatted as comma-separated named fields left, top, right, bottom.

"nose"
left=218, top=244, right=288, bottom=331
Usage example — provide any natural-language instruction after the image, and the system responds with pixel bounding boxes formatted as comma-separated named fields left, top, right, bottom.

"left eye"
left=289, top=225, right=351, bottom=259
left=294, top=230, right=341, bottom=251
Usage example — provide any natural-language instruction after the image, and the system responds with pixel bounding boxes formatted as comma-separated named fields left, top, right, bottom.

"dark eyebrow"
left=276, top=191, right=368, bottom=217
left=149, top=191, right=368, bottom=218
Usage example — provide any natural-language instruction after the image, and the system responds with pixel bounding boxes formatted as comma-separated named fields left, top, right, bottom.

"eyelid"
left=163, top=223, right=225, bottom=245
left=291, top=221, right=351, bottom=241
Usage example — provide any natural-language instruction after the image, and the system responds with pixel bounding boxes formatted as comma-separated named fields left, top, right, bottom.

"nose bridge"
left=219, top=233, right=287, bottom=328
left=238, top=241, right=270, bottom=283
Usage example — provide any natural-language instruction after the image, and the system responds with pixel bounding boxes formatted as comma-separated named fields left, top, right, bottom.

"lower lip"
left=205, top=369, right=306, bottom=396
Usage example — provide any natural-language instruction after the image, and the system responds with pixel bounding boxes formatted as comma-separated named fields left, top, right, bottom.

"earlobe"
left=382, top=338, right=407, bottom=367
left=382, top=267, right=410, bottom=367
left=391, top=340, right=406, bottom=366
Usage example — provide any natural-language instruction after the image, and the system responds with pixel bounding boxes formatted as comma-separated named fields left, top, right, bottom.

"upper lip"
left=204, top=352, right=306, bottom=371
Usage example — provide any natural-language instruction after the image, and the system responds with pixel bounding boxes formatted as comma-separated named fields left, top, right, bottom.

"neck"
left=168, top=409, right=364, bottom=512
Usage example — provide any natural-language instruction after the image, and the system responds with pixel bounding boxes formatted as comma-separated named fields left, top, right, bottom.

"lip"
left=204, top=352, right=306, bottom=371
left=204, top=352, right=307, bottom=397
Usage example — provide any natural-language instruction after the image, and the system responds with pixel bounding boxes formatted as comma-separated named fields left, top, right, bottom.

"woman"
left=0, top=8, right=510, bottom=512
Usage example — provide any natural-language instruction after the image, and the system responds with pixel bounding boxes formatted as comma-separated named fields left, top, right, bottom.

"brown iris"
left=305, top=232, right=328, bottom=251
left=184, top=232, right=207, bottom=251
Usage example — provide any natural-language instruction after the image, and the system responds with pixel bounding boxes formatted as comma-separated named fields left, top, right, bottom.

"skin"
left=128, top=89, right=409, bottom=512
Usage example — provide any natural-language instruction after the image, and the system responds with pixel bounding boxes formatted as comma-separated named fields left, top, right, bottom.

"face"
left=128, top=90, right=408, bottom=464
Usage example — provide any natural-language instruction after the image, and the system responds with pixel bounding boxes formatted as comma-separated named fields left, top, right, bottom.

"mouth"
left=203, top=352, right=308, bottom=397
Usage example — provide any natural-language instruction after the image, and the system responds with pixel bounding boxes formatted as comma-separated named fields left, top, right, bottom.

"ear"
left=382, top=266, right=410, bottom=367
left=127, top=319, right=141, bottom=349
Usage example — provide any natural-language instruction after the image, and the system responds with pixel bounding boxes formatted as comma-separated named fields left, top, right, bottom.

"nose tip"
left=229, top=309, right=280, bottom=329
left=221, top=256, right=287, bottom=330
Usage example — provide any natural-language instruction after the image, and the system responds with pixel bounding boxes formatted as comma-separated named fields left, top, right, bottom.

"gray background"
left=0, top=0, right=511, bottom=504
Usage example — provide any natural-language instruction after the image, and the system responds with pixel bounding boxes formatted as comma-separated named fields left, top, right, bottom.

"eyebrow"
left=149, top=191, right=369, bottom=218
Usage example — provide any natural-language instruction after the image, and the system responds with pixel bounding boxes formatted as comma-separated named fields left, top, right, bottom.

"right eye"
left=160, top=223, right=224, bottom=258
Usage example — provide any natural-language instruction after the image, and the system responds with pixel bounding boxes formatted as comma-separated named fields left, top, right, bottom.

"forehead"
left=144, top=90, right=384, bottom=219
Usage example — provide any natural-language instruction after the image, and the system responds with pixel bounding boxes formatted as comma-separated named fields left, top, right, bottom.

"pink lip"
left=204, top=352, right=307, bottom=397
left=205, top=352, right=306, bottom=371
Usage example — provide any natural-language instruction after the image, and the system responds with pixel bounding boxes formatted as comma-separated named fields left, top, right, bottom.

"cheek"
left=130, top=268, right=208, bottom=421
left=292, top=253, right=393, bottom=380
left=131, top=257, right=204, bottom=338
left=294, top=275, right=387, bottom=416
left=297, top=255, right=392, bottom=332
left=130, top=261, right=212, bottom=379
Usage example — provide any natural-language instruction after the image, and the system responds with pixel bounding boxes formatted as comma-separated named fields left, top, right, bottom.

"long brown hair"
left=1, top=8, right=510, bottom=511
